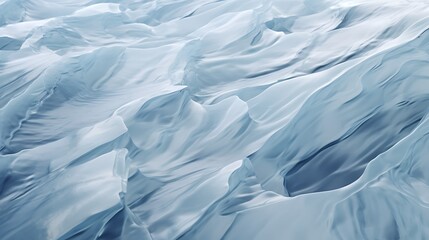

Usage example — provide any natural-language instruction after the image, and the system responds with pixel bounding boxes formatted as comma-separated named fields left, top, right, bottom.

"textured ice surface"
left=1, top=0, right=429, bottom=239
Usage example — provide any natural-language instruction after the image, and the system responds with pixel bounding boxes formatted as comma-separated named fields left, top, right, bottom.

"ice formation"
left=1, top=0, right=429, bottom=239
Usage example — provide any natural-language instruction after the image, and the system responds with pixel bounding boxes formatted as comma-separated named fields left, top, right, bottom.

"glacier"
left=1, top=0, right=429, bottom=239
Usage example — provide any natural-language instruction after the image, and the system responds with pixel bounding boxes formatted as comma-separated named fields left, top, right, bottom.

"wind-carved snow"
left=1, top=0, right=429, bottom=239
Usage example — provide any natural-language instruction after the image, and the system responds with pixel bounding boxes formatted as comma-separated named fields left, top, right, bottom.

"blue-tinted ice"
left=1, top=0, right=429, bottom=239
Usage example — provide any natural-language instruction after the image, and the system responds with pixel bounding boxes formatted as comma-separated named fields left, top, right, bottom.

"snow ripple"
left=1, top=0, right=429, bottom=239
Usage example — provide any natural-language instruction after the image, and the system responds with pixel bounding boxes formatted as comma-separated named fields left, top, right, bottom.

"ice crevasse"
left=1, top=0, right=429, bottom=239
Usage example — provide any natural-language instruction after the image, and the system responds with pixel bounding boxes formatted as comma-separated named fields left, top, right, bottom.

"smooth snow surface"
left=1, top=0, right=429, bottom=239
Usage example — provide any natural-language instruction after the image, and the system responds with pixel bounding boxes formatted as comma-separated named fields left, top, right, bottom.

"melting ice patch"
left=1, top=0, right=429, bottom=239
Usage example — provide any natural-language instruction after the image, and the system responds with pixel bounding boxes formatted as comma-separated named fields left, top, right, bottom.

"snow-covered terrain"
left=1, top=0, right=429, bottom=239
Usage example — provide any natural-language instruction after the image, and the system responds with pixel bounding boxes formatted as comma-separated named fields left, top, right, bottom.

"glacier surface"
left=1, top=0, right=429, bottom=239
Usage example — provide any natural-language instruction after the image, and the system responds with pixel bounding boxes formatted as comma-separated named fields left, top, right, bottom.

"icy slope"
left=1, top=0, right=429, bottom=239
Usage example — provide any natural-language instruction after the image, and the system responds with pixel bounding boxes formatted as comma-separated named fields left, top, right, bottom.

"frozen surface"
left=1, top=0, right=429, bottom=239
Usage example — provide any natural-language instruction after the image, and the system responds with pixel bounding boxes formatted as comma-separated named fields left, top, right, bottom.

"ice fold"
left=1, top=0, right=429, bottom=239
